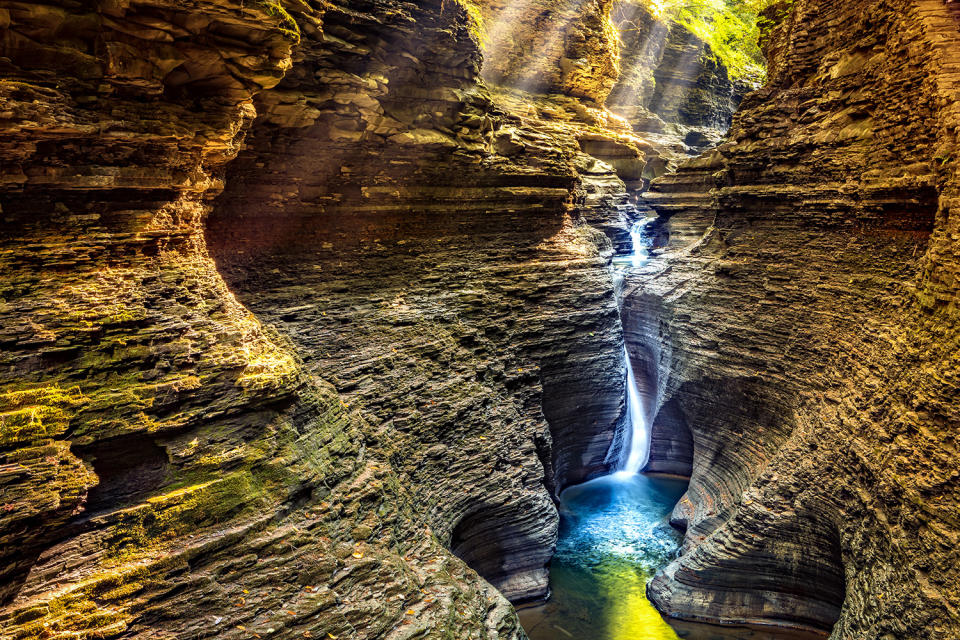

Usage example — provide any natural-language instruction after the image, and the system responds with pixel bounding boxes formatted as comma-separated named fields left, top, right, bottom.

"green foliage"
left=653, top=0, right=790, bottom=82
left=256, top=0, right=300, bottom=40
left=450, top=0, right=487, bottom=46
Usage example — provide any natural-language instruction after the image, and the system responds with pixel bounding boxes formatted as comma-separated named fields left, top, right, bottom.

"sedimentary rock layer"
left=0, top=0, right=303, bottom=611
left=473, top=0, right=749, bottom=152
left=0, top=0, right=640, bottom=636
left=475, top=0, right=620, bottom=102
left=631, top=0, right=960, bottom=637
left=207, top=0, right=635, bottom=601
left=607, top=1, right=751, bottom=150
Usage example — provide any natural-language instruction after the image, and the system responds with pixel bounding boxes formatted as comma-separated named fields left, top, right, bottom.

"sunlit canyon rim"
left=1, top=0, right=960, bottom=639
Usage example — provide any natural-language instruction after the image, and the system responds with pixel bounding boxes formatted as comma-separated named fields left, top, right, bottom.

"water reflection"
left=519, top=474, right=686, bottom=640
left=518, top=474, right=826, bottom=640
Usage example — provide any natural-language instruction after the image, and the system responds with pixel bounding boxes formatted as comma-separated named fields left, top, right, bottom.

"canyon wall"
left=206, top=0, right=631, bottom=605
left=474, top=0, right=750, bottom=153
left=13, top=0, right=955, bottom=638
left=0, top=0, right=640, bottom=637
left=475, top=0, right=621, bottom=102
left=632, top=0, right=960, bottom=637
left=607, top=1, right=752, bottom=152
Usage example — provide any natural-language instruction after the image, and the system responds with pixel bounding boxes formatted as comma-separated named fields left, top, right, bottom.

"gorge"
left=1, top=0, right=959, bottom=639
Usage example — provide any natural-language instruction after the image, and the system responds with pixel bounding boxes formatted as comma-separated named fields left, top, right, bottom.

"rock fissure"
left=2, top=0, right=960, bottom=638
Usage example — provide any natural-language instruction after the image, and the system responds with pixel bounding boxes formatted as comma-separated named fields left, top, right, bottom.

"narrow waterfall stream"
left=517, top=219, right=688, bottom=640
left=518, top=225, right=827, bottom=640
left=620, top=344, right=650, bottom=475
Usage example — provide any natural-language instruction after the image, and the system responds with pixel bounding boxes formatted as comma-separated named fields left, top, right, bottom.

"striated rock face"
left=207, top=0, right=630, bottom=602
left=16, top=0, right=960, bottom=638
left=473, top=0, right=750, bottom=153
left=475, top=0, right=620, bottom=103
left=631, top=0, right=960, bottom=637
left=607, top=1, right=751, bottom=151
left=0, top=0, right=634, bottom=636
left=0, top=0, right=302, bottom=611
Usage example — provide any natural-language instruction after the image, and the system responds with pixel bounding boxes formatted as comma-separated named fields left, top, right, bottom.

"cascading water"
left=620, top=346, right=651, bottom=474
left=612, top=216, right=655, bottom=269
left=520, top=205, right=815, bottom=640
left=629, top=219, right=648, bottom=267
left=610, top=214, right=654, bottom=475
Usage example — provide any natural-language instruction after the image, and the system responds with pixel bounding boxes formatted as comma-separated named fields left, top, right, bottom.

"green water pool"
left=518, top=473, right=825, bottom=640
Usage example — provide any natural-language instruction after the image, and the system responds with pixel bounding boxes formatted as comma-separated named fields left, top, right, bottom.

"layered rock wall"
left=632, top=0, right=960, bottom=637
left=0, top=0, right=630, bottom=636
left=607, top=1, right=751, bottom=151
left=475, top=0, right=620, bottom=102
left=472, top=0, right=749, bottom=153
left=0, top=0, right=303, bottom=611
left=207, top=0, right=629, bottom=603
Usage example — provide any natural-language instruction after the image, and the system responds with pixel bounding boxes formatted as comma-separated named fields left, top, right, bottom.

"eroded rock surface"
left=475, top=0, right=621, bottom=103
left=206, top=0, right=636, bottom=605
left=630, top=0, right=960, bottom=637
left=9, top=0, right=960, bottom=638
left=607, top=1, right=753, bottom=152
left=0, top=0, right=635, bottom=636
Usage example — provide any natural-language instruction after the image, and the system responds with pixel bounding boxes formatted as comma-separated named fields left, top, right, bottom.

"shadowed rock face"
left=0, top=0, right=303, bottom=611
left=629, top=0, right=960, bottom=637
left=206, top=0, right=631, bottom=604
left=606, top=2, right=753, bottom=152
left=0, top=0, right=634, bottom=634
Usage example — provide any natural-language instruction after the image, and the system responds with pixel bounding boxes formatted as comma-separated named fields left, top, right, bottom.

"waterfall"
left=620, top=346, right=650, bottom=474
left=613, top=216, right=654, bottom=269
left=628, top=220, right=648, bottom=268
left=608, top=214, right=654, bottom=475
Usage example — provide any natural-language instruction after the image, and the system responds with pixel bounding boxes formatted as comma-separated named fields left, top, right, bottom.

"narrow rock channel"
left=2, top=0, right=960, bottom=638
left=518, top=222, right=834, bottom=640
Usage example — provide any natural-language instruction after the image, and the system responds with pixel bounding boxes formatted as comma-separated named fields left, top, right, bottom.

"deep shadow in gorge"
left=1, top=0, right=959, bottom=638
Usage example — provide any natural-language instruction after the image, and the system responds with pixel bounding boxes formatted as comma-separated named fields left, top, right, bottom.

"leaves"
left=647, top=0, right=774, bottom=81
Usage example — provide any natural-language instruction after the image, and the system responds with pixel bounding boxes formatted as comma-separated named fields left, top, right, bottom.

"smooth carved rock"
left=208, top=0, right=630, bottom=604
left=0, top=0, right=545, bottom=637
left=9, top=0, right=953, bottom=637
left=631, top=0, right=960, bottom=637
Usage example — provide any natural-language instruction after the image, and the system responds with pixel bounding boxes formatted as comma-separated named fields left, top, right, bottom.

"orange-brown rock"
left=634, top=0, right=960, bottom=637
left=475, top=0, right=620, bottom=103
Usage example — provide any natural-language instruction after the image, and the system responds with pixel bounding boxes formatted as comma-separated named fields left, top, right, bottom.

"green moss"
left=639, top=0, right=785, bottom=82
left=256, top=0, right=301, bottom=40
left=103, top=470, right=277, bottom=561
left=454, top=0, right=488, bottom=46
left=0, top=385, right=87, bottom=446
left=236, top=316, right=301, bottom=392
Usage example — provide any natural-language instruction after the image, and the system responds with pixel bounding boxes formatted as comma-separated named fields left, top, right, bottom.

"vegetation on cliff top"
left=647, top=0, right=784, bottom=81
left=453, top=0, right=488, bottom=45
